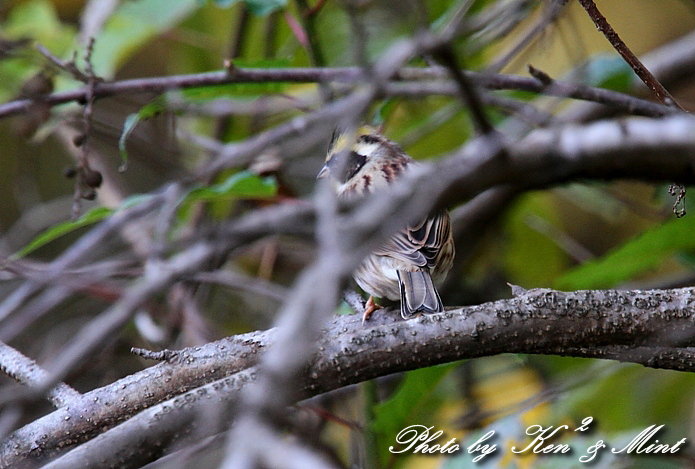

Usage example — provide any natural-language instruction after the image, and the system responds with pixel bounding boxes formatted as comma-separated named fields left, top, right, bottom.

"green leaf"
left=371, top=98, right=398, bottom=128
left=12, top=207, right=113, bottom=259
left=118, top=99, right=167, bottom=169
left=176, top=171, right=277, bottom=223
left=185, top=171, right=278, bottom=203
left=4, top=0, right=76, bottom=56
left=582, top=54, right=634, bottom=92
left=555, top=215, right=695, bottom=290
left=370, top=362, right=459, bottom=464
left=230, top=58, right=291, bottom=69
left=0, top=0, right=76, bottom=101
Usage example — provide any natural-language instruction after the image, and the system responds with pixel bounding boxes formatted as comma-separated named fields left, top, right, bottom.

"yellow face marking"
left=326, top=125, right=380, bottom=162
left=326, top=133, right=352, bottom=161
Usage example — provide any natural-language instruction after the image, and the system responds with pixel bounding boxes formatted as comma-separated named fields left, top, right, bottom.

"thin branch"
left=264, top=11, right=280, bottom=59
left=24, top=244, right=212, bottom=403
left=483, top=93, right=554, bottom=127
left=79, top=0, right=120, bottom=43
left=561, top=28, right=695, bottom=123
left=295, top=0, right=326, bottom=67
left=577, top=0, right=684, bottom=110
left=525, top=214, right=595, bottom=263
left=36, top=45, right=90, bottom=83
left=0, top=341, right=80, bottom=408
left=71, top=37, right=100, bottom=218
left=228, top=5, right=250, bottom=60
left=433, top=45, right=496, bottom=135
left=0, top=67, right=676, bottom=120
left=214, top=5, right=251, bottom=142
left=384, top=76, right=671, bottom=117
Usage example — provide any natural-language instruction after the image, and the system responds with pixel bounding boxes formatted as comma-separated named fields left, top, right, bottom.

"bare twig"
left=214, top=5, right=251, bottom=142
left=21, top=244, right=212, bottom=403
left=71, top=37, right=100, bottom=219
left=525, top=214, right=595, bottom=263
left=0, top=67, right=676, bottom=120
left=577, top=0, right=684, bottom=110
left=484, top=93, right=554, bottom=127
left=79, top=0, right=119, bottom=43
left=384, top=76, right=672, bottom=117
left=295, top=0, right=326, bottom=67
left=130, top=347, right=180, bottom=361
left=229, top=5, right=250, bottom=60
left=293, top=0, right=332, bottom=103
left=433, top=45, right=496, bottom=135
left=36, top=45, right=90, bottom=83
left=264, top=11, right=280, bottom=59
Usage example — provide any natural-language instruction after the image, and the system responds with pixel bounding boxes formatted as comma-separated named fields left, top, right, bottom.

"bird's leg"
left=362, top=296, right=382, bottom=324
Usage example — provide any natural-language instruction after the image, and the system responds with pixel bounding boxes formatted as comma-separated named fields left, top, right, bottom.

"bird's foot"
left=362, top=296, right=382, bottom=325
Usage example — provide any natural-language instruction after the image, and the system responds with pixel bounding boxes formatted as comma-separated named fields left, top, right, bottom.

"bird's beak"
left=316, top=164, right=329, bottom=180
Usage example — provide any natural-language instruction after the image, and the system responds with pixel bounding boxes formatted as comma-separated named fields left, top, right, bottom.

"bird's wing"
left=375, top=210, right=451, bottom=269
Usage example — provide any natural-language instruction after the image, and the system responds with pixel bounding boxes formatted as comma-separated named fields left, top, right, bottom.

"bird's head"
left=317, top=125, right=410, bottom=198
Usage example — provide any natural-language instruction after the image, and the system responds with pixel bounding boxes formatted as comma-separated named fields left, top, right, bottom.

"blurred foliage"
left=2, top=0, right=695, bottom=467
left=11, top=205, right=112, bottom=259
left=556, top=213, right=695, bottom=290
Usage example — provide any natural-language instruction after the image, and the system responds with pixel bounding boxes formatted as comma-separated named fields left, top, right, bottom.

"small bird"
left=317, top=125, right=455, bottom=321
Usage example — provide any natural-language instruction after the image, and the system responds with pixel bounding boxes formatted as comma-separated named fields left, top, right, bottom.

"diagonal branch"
left=577, top=0, right=684, bottom=110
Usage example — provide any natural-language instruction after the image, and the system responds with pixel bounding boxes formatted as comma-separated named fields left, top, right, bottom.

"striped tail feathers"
left=397, top=269, right=443, bottom=319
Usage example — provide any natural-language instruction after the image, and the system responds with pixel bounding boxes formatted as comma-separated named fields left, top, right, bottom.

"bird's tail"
left=397, top=269, right=443, bottom=319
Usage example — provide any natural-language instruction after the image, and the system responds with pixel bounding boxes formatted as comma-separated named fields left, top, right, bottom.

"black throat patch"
left=327, top=151, right=367, bottom=184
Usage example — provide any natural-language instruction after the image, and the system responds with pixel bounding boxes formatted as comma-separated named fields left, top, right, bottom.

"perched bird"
left=317, top=125, right=455, bottom=321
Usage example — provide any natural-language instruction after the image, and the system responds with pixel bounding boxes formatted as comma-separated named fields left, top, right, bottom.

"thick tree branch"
left=11, top=286, right=695, bottom=468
